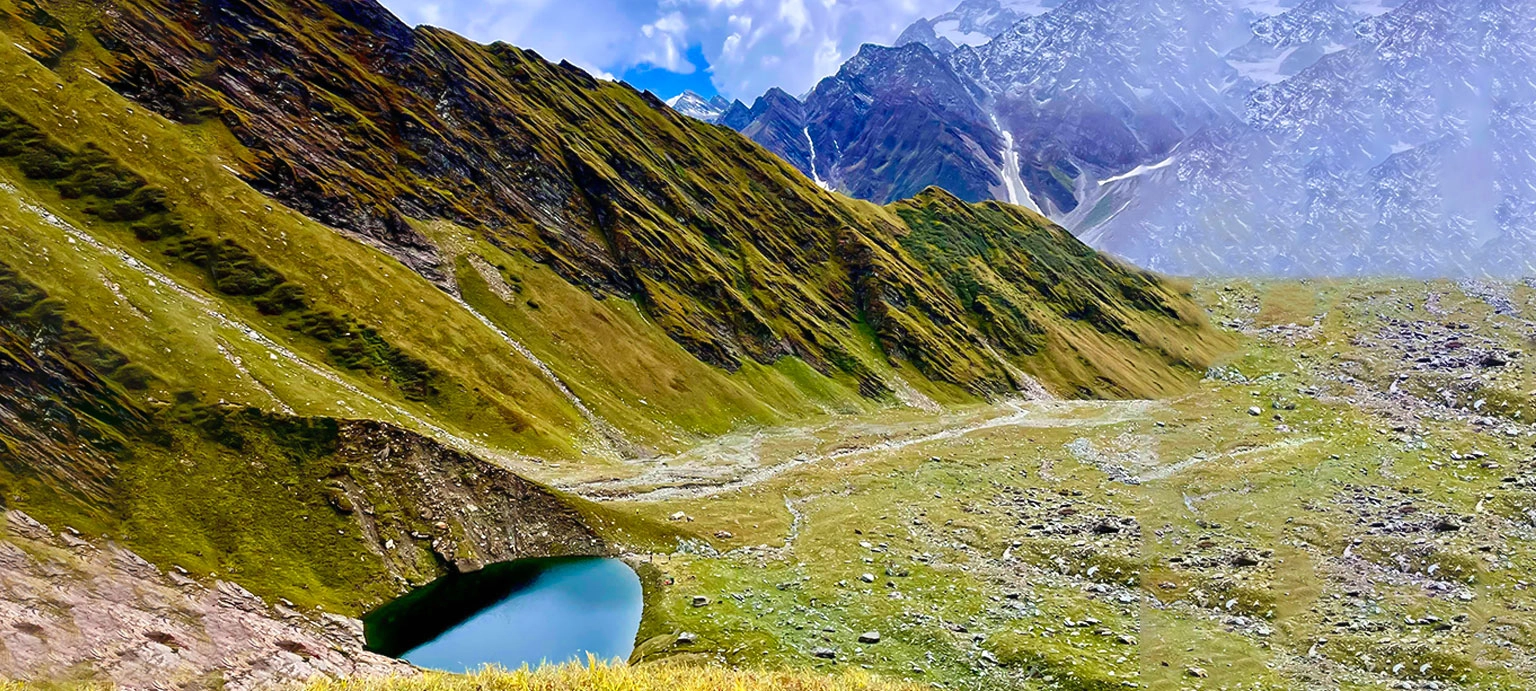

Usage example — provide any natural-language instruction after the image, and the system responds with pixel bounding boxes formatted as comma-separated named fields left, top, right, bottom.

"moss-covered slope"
left=0, top=0, right=1225, bottom=615
left=0, top=260, right=639, bottom=613
left=61, top=0, right=1220, bottom=402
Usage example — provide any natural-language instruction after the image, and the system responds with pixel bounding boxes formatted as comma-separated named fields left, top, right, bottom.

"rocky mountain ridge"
left=691, top=0, right=1534, bottom=278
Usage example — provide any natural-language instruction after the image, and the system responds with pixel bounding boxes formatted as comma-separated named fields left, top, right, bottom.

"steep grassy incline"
left=0, top=0, right=1223, bottom=608
left=63, top=0, right=1220, bottom=399
left=0, top=1, right=1231, bottom=686
left=892, top=189, right=1218, bottom=398
left=0, top=261, right=644, bottom=614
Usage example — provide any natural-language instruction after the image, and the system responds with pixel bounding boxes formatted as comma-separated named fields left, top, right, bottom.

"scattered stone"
left=676, top=631, right=696, bottom=645
left=1187, top=667, right=1208, bottom=678
left=276, top=640, right=315, bottom=657
left=691, top=595, right=709, bottom=607
left=811, top=647, right=837, bottom=660
left=858, top=631, right=881, bottom=644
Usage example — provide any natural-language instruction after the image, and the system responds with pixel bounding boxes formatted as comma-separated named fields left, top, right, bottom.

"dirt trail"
left=568, top=399, right=1155, bottom=502
left=1139, top=436, right=1324, bottom=482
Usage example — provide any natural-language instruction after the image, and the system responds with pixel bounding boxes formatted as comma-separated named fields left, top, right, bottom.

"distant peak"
left=761, top=87, right=800, bottom=102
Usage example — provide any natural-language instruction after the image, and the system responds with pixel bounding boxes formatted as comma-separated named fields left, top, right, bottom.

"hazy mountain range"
left=671, top=0, right=1536, bottom=278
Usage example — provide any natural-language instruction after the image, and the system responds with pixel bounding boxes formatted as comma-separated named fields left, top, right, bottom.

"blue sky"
left=377, top=0, right=956, bottom=101
left=621, top=45, right=718, bottom=100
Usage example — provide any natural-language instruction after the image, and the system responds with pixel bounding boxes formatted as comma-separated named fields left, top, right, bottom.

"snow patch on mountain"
left=804, top=126, right=831, bottom=190
left=666, top=91, right=734, bottom=123
left=1097, top=155, right=1178, bottom=185
left=675, top=0, right=1530, bottom=278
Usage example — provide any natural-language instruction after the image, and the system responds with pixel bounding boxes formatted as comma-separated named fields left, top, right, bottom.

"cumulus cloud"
left=379, top=0, right=958, bottom=99
left=640, top=11, right=692, bottom=72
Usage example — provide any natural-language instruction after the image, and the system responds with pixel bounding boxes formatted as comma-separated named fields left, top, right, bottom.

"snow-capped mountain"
left=1084, top=0, right=1534, bottom=276
left=1225, top=0, right=1368, bottom=88
left=665, top=91, right=738, bottom=123
left=676, top=0, right=1534, bottom=277
left=726, top=44, right=1003, bottom=202
left=896, top=0, right=1059, bottom=54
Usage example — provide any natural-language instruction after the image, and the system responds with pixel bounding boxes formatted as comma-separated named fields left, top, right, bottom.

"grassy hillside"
left=0, top=0, right=1224, bottom=687
left=304, top=662, right=921, bottom=691
left=0, top=0, right=1226, bottom=463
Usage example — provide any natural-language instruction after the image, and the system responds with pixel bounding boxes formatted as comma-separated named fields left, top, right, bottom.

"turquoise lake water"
left=363, top=557, right=643, bottom=673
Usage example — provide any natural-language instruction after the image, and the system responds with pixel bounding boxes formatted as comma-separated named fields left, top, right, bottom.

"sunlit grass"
left=303, top=659, right=921, bottom=691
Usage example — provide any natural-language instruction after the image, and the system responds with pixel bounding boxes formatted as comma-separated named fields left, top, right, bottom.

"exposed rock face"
left=807, top=44, right=1003, bottom=204
left=709, top=0, right=1536, bottom=278
left=730, top=44, right=1003, bottom=204
left=908, top=0, right=1050, bottom=51
left=332, top=419, right=607, bottom=579
left=0, top=511, right=412, bottom=689
left=0, top=322, right=141, bottom=517
left=45, top=0, right=1222, bottom=400
left=893, top=18, right=957, bottom=56
left=738, top=88, right=814, bottom=177
left=97, top=0, right=455, bottom=287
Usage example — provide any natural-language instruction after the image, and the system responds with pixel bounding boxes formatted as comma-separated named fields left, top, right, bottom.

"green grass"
left=304, top=660, right=923, bottom=691
left=21, top=4, right=1525, bottom=691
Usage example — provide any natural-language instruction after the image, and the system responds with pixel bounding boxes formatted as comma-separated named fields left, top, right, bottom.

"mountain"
left=808, top=43, right=1006, bottom=203
left=726, top=44, right=1005, bottom=204
left=954, top=0, right=1246, bottom=215
left=1086, top=0, right=1535, bottom=276
left=692, top=0, right=1531, bottom=277
left=1224, top=0, right=1367, bottom=88
left=892, top=19, right=957, bottom=56
left=735, top=87, right=816, bottom=180
left=0, top=1, right=1222, bottom=676
left=664, top=90, right=736, bottom=123
left=902, top=0, right=1058, bottom=52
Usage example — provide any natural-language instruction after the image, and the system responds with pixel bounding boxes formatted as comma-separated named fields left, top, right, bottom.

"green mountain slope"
left=0, top=0, right=1225, bottom=623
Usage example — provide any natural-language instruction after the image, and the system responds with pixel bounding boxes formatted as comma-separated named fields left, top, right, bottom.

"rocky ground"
left=3, top=279, right=1533, bottom=690
left=0, top=511, right=411, bottom=689
left=614, top=279, right=1536, bottom=690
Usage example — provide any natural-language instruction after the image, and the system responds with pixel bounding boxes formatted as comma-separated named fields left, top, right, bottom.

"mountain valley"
left=0, top=0, right=1532, bottom=690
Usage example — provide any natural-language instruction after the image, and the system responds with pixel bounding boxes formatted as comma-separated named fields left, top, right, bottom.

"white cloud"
left=813, top=37, right=842, bottom=74
left=721, top=32, right=743, bottom=59
left=778, top=0, right=810, bottom=41
left=378, top=0, right=959, bottom=99
left=640, top=11, right=692, bottom=71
